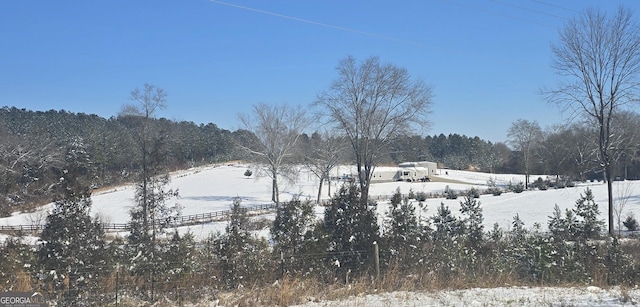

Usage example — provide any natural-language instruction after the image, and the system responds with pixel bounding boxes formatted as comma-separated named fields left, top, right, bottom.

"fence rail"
left=0, top=202, right=277, bottom=234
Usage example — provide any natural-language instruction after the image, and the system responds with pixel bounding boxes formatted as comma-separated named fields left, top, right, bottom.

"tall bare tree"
left=316, top=56, right=433, bottom=204
left=303, top=130, right=347, bottom=204
left=238, top=103, right=307, bottom=204
left=507, top=119, right=542, bottom=189
left=546, top=7, right=640, bottom=235
left=610, top=111, right=640, bottom=179
left=119, top=84, right=180, bottom=300
left=119, top=83, right=169, bottom=237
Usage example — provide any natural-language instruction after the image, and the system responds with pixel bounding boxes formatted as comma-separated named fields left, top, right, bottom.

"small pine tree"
left=271, top=197, right=316, bottom=274
left=215, top=198, right=252, bottom=289
left=164, top=230, right=196, bottom=283
left=486, top=177, right=502, bottom=196
left=459, top=194, right=484, bottom=248
left=322, top=184, right=379, bottom=276
left=384, top=188, right=424, bottom=268
left=623, top=213, right=638, bottom=231
left=573, top=188, right=604, bottom=240
left=444, top=185, right=458, bottom=199
left=126, top=173, right=180, bottom=298
left=37, top=139, right=108, bottom=304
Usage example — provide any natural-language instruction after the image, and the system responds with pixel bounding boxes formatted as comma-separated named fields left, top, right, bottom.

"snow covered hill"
left=2, top=163, right=639, bottom=240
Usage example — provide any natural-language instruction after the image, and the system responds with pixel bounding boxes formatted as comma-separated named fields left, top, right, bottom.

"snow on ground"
left=290, top=286, right=640, bottom=307
left=2, top=163, right=639, bottom=239
left=4, top=163, right=640, bottom=305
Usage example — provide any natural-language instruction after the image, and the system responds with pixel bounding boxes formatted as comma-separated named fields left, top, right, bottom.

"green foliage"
left=459, top=194, right=484, bottom=247
left=407, top=188, right=416, bottom=199
left=243, top=169, right=253, bottom=177
left=605, top=237, right=636, bottom=285
left=164, top=230, right=197, bottom=282
left=0, top=107, right=236, bottom=216
left=486, top=177, right=502, bottom=196
left=215, top=198, right=254, bottom=289
left=623, top=213, right=638, bottom=231
left=466, top=187, right=480, bottom=198
left=444, top=185, right=458, bottom=199
left=508, top=181, right=525, bottom=193
left=383, top=189, right=428, bottom=270
left=532, top=177, right=548, bottom=190
left=36, top=140, right=109, bottom=304
left=415, top=191, right=428, bottom=201
left=271, top=197, right=316, bottom=275
left=126, top=174, right=181, bottom=282
left=322, top=184, right=380, bottom=275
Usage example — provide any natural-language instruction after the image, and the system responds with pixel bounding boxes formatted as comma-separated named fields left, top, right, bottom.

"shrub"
left=486, top=177, right=502, bottom=196
left=415, top=191, right=428, bottom=202
left=467, top=187, right=480, bottom=198
left=623, top=214, right=638, bottom=231
left=532, top=177, right=548, bottom=190
left=444, top=185, right=458, bottom=199
left=408, top=188, right=416, bottom=199
left=508, top=181, right=524, bottom=193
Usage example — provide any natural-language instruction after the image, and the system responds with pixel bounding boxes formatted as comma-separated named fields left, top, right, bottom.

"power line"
left=530, top=0, right=582, bottom=14
left=491, top=0, right=569, bottom=20
left=207, top=0, right=422, bottom=46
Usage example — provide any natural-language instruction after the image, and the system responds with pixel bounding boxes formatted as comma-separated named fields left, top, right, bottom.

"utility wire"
left=530, top=0, right=582, bottom=14
left=491, top=0, right=569, bottom=20
left=207, top=0, right=421, bottom=46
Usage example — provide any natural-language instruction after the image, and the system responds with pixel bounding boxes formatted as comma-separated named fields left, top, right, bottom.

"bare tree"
left=537, top=125, right=572, bottom=184
left=610, top=111, right=640, bottom=179
left=507, top=119, right=542, bottom=189
left=316, top=56, right=434, bottom=204
left=119, top=84, right=181, bottom=301
left=303, top=130, right=347, bottom=204
left=614, top=181, right=635, bottom=236
left=486, top=142, right=511, bottom=174
left=546, top=7, right=640, bottom=235
left=238, top=103, right=307, bottom=204
left=119, top=83, right=169, bottom=236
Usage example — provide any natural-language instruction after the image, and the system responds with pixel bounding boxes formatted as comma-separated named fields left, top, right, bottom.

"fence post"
left=115, top=263, right=120, bottom=307
left=373, top=241, right=380, bottom=279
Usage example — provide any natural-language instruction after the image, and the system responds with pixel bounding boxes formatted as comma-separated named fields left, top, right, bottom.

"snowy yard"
left=3, top=163, right=633, bottom=240
left=3, top=163, right=640, bottom=306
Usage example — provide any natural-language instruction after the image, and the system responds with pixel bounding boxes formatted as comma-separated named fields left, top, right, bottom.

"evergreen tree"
left=459, top=193, right=484, bottom=248
left=164, top=230, right=196, bottom=284
left=270, top=197, right=316, bottom=274
left=573, top=188, right=604, bottom=241
left=383, top=188, right=424, bottom=268
left=322, top=184, right=379, bottom=276
left=215, top=198, right=253, bottom=289
left=36, top=139, right=107, bottom=304
left=126, top=173, right=180, bottom=299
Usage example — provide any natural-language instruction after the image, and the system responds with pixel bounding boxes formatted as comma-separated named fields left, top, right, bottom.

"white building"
left=368, top=161, right=438, bottom=183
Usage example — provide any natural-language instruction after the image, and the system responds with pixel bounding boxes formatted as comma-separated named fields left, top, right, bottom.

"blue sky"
left=1, top=0, right=638, bottom=143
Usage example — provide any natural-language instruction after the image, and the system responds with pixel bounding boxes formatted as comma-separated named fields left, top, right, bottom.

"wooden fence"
left=0, top=202, right=277, bottom=234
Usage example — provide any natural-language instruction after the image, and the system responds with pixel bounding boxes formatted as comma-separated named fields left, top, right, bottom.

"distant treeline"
left=2, top=107, right=638, bottom=216
left=0, top=107, right=237, bottom=215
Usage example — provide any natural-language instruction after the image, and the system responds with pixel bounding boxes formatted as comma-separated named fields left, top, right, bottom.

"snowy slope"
left=2, top=163, right=639, bottom=236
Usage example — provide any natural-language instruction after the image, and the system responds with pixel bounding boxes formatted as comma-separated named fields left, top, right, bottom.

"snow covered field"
left=3, top=163, right=637, bottom=238
left=3, top=163, right=640, bottom=306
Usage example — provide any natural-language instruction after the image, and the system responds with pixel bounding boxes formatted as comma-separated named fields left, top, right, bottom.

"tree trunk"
left=316, top=177, right=324, bottom=204
left=272, top=170, right=280, bottom=205
left=606, top=164, right=614, bottom=236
